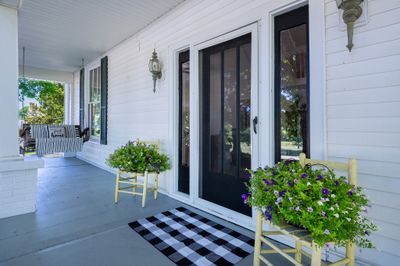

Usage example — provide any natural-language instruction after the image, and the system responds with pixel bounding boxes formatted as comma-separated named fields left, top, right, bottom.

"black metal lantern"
left=336, top=0, right=364, bottom=52
left=149, top=49, right=162, bottom=93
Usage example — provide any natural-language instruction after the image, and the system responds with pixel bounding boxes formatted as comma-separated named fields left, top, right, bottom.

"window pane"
left=279, top=24, right=308, bottom=160
left=89, top=66, right=101, bottom=138
left=181, top=60, right=190, bottom=167
left=209, top=53, right=222, bottom=173
left=239, top=43, right=251, bottom=178
left=223, top=48, right=237, bottom=176
left=89, top=70, right=94, bottom=101
left=90, top=102, right=101, bottom=137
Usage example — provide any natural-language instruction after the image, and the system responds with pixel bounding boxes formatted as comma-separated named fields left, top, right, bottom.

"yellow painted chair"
left=114, top=139, right=160, bottom=207
left=253, top=153, right=357, bottom=266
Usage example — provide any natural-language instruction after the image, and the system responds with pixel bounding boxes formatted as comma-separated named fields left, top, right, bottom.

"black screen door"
left=201, top=34, right=252, bottom=216
left=178, top=51, right=190, bottom=194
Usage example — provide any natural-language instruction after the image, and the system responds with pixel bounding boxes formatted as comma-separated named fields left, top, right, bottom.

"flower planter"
left=245, top=153, right=377, bottom=265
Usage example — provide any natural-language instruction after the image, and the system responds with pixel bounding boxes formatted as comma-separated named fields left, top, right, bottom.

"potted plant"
left=242, top=160, right=377, bottom=248
left=106, top=140, right=170, bottom=173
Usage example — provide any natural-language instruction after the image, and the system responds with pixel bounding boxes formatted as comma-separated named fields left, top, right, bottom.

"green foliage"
left=19, top=106, right=29, bottom=120
left=243, top=161, right=377, bottom=248
left=19, top=78, right=64, bottom=124
left=106, top=141, right=171, bottom=173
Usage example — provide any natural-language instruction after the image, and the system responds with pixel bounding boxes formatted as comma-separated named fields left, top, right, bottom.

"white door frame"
left=167, top=0, right=325, bottom=232
left=171, top=23, right=260, bottom=228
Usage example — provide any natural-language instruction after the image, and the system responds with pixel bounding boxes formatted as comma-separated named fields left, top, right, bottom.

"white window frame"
left=86, top=63, right=101, bottom=142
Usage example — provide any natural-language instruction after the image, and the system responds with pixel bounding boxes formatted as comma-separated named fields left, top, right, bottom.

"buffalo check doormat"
left=129, top=207, right=254, bottom=266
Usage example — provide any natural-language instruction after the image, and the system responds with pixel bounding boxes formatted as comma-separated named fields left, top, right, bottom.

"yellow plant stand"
left=253, top=153, right=357, bottom=266
left=114, top=139, right=160, bottom=208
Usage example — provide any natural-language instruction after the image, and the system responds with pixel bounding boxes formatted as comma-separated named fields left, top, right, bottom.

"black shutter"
left=79, top=68, right=85, bottom=129
left=100, top=56, right=108, bottom=145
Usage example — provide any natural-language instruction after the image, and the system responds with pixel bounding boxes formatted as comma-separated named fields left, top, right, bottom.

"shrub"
left=242, top=160, right=377, bottom=248
left=106, top=140, right=170, bottom=173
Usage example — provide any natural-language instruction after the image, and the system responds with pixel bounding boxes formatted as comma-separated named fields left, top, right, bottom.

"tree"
left=19, top=79, right=64, bottom=125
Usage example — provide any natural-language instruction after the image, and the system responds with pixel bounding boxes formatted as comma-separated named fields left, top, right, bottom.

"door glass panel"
left=279, top=24, right=308, bottom=160
left=181, top=60, right=190, bottom=169
left=202, top=33, right=252, bottom=216
left=239, top=43, right=251, bottom=178
left=223, top=48, right=237, bottom=176
left=178, top=51, right=190, bottom=195
left=209, top=53, right=222, bottom=173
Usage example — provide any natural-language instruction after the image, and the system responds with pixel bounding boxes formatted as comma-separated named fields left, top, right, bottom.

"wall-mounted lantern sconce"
left=336, top=0, right=364, bottom=52
left=148, top=49, right=162, bottom=93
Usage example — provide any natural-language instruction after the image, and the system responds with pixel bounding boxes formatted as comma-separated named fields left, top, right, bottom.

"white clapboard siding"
left=70, top=0, right=400, bottom=264
left=327, top=70, right=400, bottom=92
left=325, top=0, right=400, bottom=264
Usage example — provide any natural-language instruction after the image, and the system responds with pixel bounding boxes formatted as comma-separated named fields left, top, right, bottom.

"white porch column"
left=0, top=5, right=19, bottom=159
left=0, top=5, right=43, bottom=219
left=64, top=83, right=72, bottom=125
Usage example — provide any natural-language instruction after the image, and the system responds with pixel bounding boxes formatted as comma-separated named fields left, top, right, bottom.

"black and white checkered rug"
left=129, top=207, right=254, bottom=266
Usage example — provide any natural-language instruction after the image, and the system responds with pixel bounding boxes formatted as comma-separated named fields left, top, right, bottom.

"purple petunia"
left=316, top=175, right=324, bottom=180
left=321, top=211, right=326, bottom=217
left=347, top=191, right=353, bottom=196
left=322, top=188, right=329, bottom=195
left=307, top=207, right=314, bottom=212
left=335, top=180, right=340, bottom=186
left=277, top=197, right=283, bottom=203
left=288, top=181, right=293, bottom=187
left=279, top=190, right=287, bottom=197
left=301, top=173, right=308, bottom=179
left=241, top=193, right=250, bottom=203
left=324, top=229, right=330, bottom=235
left=264, top=210, right=272, bottom=221
left=294, top=178, right=299, bottom=184
left=244, top=172, right=251, bottom=180
left=263, top=179, right=271, bottom=186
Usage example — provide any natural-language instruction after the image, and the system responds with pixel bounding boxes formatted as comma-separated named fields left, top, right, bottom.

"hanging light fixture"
left=148, top=49, right=162, bottom=93
left=336, top=0, right=364, bottom=52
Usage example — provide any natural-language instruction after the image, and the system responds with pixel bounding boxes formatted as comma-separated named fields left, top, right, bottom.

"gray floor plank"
left=0, top=157, right=296, bottom=266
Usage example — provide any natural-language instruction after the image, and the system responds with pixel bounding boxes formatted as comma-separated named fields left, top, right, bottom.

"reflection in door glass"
left=223, top=48, right=237, bottom=176
left=239, top=43, right=251, bottom=178
left=279, top=24, right=308, bottom=160
left=181, top=61, right=190, bottom=168
left=209, top=53, right=222, bottom=173
left=178, top=51, right=190, bottom=194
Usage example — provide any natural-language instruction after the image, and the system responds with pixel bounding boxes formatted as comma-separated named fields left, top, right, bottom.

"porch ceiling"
left=17, top=0, right=185, bottom=73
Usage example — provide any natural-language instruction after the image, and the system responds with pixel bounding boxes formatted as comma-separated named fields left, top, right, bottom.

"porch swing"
left=19, top=124, right=90, bottom=155
left=18, top=52, right=92, bottom=156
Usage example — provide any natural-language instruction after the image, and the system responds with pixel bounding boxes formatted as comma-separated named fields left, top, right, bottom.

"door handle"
left=253, top=116, right=258, bottom=134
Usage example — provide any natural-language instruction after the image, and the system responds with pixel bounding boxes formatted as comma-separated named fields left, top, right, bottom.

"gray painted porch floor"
left=0, top=157, right=294, bottom=266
